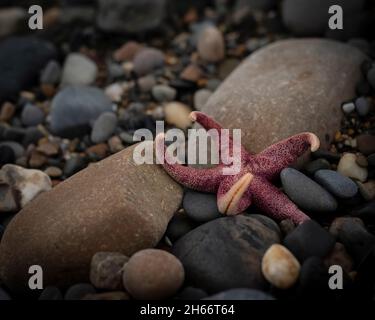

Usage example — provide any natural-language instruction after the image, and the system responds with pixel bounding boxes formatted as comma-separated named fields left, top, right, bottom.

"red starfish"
left=155, top=111, right=320, bottom=224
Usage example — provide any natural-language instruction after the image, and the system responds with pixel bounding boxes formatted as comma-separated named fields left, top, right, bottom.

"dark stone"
left=281, top=168, right=338, bottom=212
left=173, top=214, right=280, bottom=294
left=0, top=126, right=25, bottom=143
left=22, top=127, right=44, bottom=146
left=204, top=288, right=274, bottom=300
left=284, top=220, right=335, bottom=262
left=39, top=286, right=63, bottom=300
left=63, top=155, right=88, bottom=177
left=21, top=104, right=45, bottom=127
left=314, top=170, right=358, bottom=199
left=357, top=134, right=375, bottom=156
left=0, top=37, right=56, bottom=102
left=166, top=212, right=197, bottom=243
left=0, top=225, right=4, bottom=241
left=368, top=154, right=375, bottom=167
left=351, top=201, right=375, bottom=223
left=312, top=150, right=341, bottom=162
left=183, top=190, right=222, bottom=223
left=304, top=158, right=331, bottom=175
left=64, top=283, right=96, bottom=300
left=330, top=217, right=375, bottom=264
left=0, top=145, right=15, bottom=166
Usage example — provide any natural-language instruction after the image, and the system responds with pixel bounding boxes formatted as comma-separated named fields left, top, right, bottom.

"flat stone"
left=173, top=214, right=280, bottom=293
left=201, top=39, right=365, bottom=153
left=0, top=144, right=183, bottom=292
left=314, top=169, right=358, bottom=199
left=281, top=168, right=338, bottom=212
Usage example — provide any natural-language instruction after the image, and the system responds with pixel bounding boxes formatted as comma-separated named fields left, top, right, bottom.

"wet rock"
left=284, top=220, right=335, bottom=262
left=201, top=39, right=365, bottom=153
left=173, top=214, right=280, bottom=293
left=0, top=144, right=182, bottom=292
left=123, top=249, right=184, bottom=300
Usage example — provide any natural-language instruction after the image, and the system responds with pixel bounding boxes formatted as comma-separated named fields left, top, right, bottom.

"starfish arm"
left=253, top=132, right=320, bottom=180
left=251, top=176, right=310, bottom=224
left=155, top=133, right=222, bottom=192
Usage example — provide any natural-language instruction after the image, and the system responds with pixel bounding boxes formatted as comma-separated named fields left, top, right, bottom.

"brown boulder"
left=202, top=39, right=365, bottom=153
left=0, top=144, right=182, bottom=292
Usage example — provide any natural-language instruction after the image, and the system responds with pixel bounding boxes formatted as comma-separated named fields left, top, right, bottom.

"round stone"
left=164, top=102, right=192, bottom=129
left=61, top=53, right=97, bottom=86
left=166, top=211, right=197, bottom=242
left=280, top=168, right=338, bottom=212
left=152, top=85, right=176, bottom=102
left=357, top=135, right=375, bottom=156
left=197, top=26, right=225, bottom=63
left=21, top=103, right=45, bottom=126
left=50, top=86, right=113, bottom=138
left=90, top=252, right=128, bottom=290
left=90, top=112, right=117, bottom=144
left=355, top=97, right=370, bottom=117
left=261, top=244, right=300, bottom=289
left=283, top=220, right=335, bottom=262
left=342, top=102, right=355, bottom=114
left=133, top=48, right=165, bottom=76
left=337, top=153, right=368, bottom=182
left=314, top=169, right=358, bottom=198
left=173, top=214, right=280, bottom=293
left=123, top=249, right=184, bottom=300
left=183, top=190, right=222, bottom=223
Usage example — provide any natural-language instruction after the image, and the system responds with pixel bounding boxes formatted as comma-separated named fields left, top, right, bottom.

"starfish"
left=155, top=111, right=320, bottom=224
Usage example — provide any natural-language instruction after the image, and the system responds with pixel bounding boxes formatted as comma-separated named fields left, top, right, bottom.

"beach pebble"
left=194, top=89, right=212, bottom=111
left=304, top=158, right=330, bottom=175
left=90, top=252, right=129, bottom=290
left=0, top=102, right=15, bottom=122
left=281, top=168, right=337, bottom=212
left=91, top=112, right=117, bottom=144
left=356, top=153, right=368, bottom=167
left=284, top=220, right=335, bottom=262
left=40, top=60, right=61, bottom=85
left=337, top=153, right=368, bottom=182
left=50, top=86, right=112, bottom=138
left=61, top=53, right=97, bottom=86
left=138, top=75, right=156, bottom=93
left=342, top=102, right=355, bottom=114
left=355, top=97, right=370, bottom=117
left=197, top=26, right=225, bottom=63
left=39, top=286, right=63, bottom=300
left=314, top=169, right=358, bottom=198
left=166, top=211, right=196, bottom=242
left=44, top=166, right=62, bottom=178
left=105, top=83, right=124, bottom=102
left=0, top=164, right=51, bottom=208
left=173, top=215, right=280, bottom=293
left=152, top=85, right=176, bottom=102
left=261, top=244, right=300, bottom=289
left=183, top=190, right=222, bottom=223
left=123, top=249, right=184, bottom=300
left=180, top=64, right=203, bottom=82
left=357, top=135, right=375, bottom=156
left=65, top=283, right=96, bottom=300
left=114, top=41, right=143, bottom=62
left=357, top=180, right=375, bottom=201
left=368, top=154, right=375, bottom=167
left=164, top=102, right=192, bottom=129
left=204, top=289, right=274, bottom=300
left=0, top=145, right=15, bottom=167
left=133, top=48, right=165, bottom=76
left=21, top=103, right=44, bottom=126
left=351, top=201, right=375, bottom=222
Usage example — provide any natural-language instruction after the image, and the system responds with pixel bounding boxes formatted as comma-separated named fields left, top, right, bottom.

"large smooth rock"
left=0, top=144, right=183, bottom=292
left=173, top=214, right=280, bottom=293
left=201, top=39, right=365, bottom=153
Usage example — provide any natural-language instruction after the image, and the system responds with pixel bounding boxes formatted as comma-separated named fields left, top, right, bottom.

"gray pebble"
left=342, top=102, right=355, bottom=114
left=40, top=60, right=61, bottom=85
left=152, top=85, right=176, bottom=102
left=21, top=103, right=44, bottom=126
left=183, top=190, right=222, bottom=222
left=91, top=112, right=117, bottom=143
left=281, top=168, right=337, bottom=212
left=314, top=169, right=358, bottom=199
left=355, top=97, right=370, bottom=117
